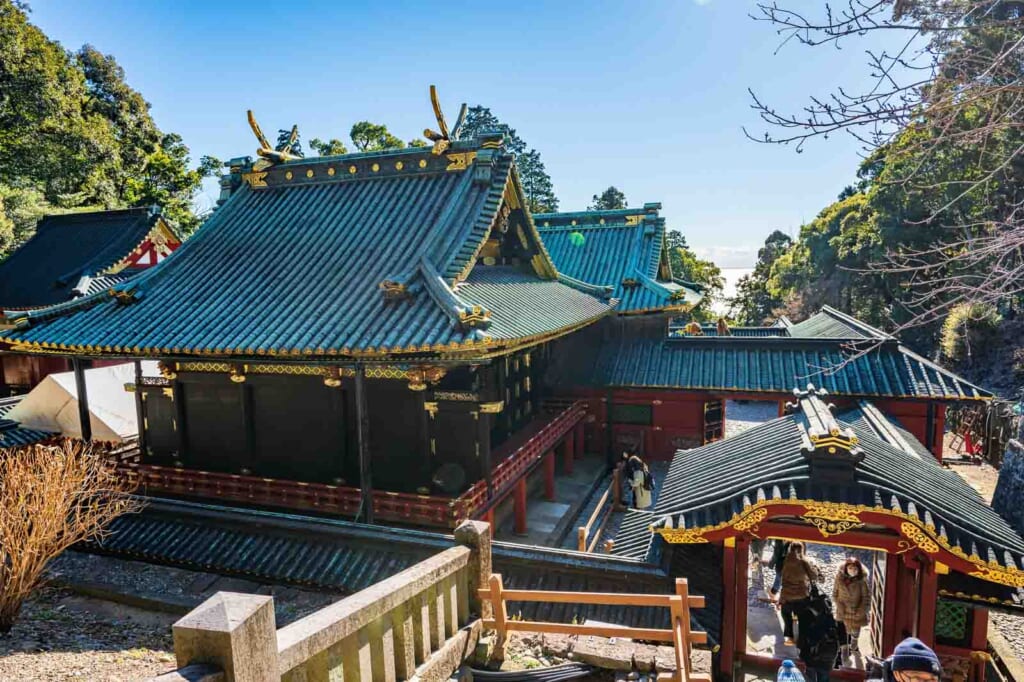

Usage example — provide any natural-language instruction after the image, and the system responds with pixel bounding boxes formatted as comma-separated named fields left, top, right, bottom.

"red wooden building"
left=612, top=386, right=1024, bottom=682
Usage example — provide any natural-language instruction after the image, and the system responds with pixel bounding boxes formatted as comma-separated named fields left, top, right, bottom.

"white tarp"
left=7, top=361, right=158, bottom=442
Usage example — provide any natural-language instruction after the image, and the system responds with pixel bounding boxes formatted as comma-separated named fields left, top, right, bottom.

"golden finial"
left=423, top=85, right=468, bottom=156
left=247, top=110, right=301, bottom=168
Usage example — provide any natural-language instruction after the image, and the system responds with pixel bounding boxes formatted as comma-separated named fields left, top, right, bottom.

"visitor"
left=867, top=637, right=941, bottom=682
left=750, top=538, right=767, bottom=583
left=832, top=557, right=869, bottom=656
left=794, top=582, right=841, bottom=682
left=779, top=541, right=819, bottom=646
left=768, top=539, right=790, bottom=599
left=621, top=450, right=644, bottom=507
left=632, top=462, right=654, bottom=509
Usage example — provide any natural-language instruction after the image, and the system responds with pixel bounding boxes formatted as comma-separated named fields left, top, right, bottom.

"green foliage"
left=275, top=127, right=303, bottom=157
left=308, top=137, right=349, bottom=156
left=731, top=229, right=792, bottom=325
left=407, top=138, right=429, bottom=148
left=349, top=121, right=405, bottom=152
left=0, top=2, right=217, bottom=249
left=665, top=229, right=723, bottom=322
left=460, top=106, right=559, bottom=213
left=940, top=302, right=1002, bottom=365
left=588, top=186, right=627, bottom=210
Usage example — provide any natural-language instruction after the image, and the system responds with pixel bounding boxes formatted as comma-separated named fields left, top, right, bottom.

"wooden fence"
left=479, top=574, right=710, bottom=682
left=577, top=464, right=623, bottom=552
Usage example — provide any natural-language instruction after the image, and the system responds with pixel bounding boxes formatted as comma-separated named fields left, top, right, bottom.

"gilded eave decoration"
left=652, top=498, right=1024, bottom=589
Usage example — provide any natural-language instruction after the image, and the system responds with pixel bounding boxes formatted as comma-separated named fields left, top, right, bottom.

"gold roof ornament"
left=247, top=110, right=301, bottom=170
left=423, top=85, right=468, bottom=156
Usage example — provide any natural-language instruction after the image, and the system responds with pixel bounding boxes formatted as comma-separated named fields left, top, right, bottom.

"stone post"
left=454, top=520, right=492, bottom=618
left=172, top=592, right=279, bottom=682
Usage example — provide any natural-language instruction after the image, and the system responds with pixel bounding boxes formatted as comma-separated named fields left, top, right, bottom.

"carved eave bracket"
left=407, top=365, right=446, bottom=391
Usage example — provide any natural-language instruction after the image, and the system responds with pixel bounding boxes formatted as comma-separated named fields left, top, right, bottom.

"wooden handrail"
left=577, top=464, right=622, bottom=552
left=480, top=573, right=709, bottom=682
left=478, top=587, right=705, bottom=609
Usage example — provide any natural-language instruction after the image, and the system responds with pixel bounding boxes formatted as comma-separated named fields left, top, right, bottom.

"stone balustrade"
left=148, top=520, right=491, bottom=682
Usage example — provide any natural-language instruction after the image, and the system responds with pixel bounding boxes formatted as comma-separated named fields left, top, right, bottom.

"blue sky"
left=28, top=0, right=893, bottom=267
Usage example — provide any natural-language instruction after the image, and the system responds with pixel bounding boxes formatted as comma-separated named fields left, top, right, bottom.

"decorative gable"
left=104, top=217, right=181, bottom=274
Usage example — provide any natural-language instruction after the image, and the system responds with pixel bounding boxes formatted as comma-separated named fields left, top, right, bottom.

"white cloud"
left=693, top=245, right=759, bottom=269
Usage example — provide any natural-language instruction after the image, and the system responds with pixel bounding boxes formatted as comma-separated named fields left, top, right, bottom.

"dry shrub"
left=0, top=440, right=140, bottom=633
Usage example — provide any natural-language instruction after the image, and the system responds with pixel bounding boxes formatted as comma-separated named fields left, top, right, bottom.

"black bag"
left=797, top=589, right=841, bottom=669
left=643, top=469, right=654, bottom=491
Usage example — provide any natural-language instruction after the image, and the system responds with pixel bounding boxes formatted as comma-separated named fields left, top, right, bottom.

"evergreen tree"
left=459, top=106, right=559, bottom=213
left=275, top=127, right=303, bottom=157
left=349, top=121, right=405, bottom=152
left=0, top=2, right=218, bottom=247
left=730, top=230, right=792, bottom=325
left=308, top=137, right=349, bottom=156
left=588, top=186, right=627, bottom=210
left=665, top=230, right=724, bottom=322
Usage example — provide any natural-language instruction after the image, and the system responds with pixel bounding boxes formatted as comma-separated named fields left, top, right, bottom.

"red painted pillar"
left=734, top=538, right=750, bottom=658
left=575, top=423, right=585, bottom=458
left=720, top=541, right=737, bottom=675
left=544, top=451, right=556, bottom=501
left=513, top=477, right=528, bottom=535
left=917, top=563, right=939, bottom=646
left=563, top=432, right=575, bottom=475
left=485, top=509, right=495, bottom=538
left=971, top=608, right=989, bottom=682
left=934, top=404, right=947, bottom=462
left=882, top=554, right=901, bottom=656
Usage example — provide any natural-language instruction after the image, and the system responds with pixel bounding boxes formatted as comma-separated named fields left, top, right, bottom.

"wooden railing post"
left=454, top=520, right=492, bottom=618
left=488, top=574, right=508, bottom=661
left=172, top=592, right=278, bottom=682
left=612, top=463, right=623, bottom=510
left=577, top=526, right=587, bottom=552
left=672, top=579, right=693, bottom=682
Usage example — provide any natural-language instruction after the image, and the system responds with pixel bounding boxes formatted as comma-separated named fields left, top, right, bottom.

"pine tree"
left=459, top=106, right=558, bottom=212
left=588, top=186, right=627, bottom=210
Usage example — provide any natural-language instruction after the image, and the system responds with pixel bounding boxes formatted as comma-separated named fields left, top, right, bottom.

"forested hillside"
left=731, top=0, right=1024, bottom=397
left=0, top=1, right=219, bottom=255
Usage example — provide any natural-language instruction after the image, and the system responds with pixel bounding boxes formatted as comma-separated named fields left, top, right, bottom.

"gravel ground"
left=0, top=584, right=175, bottom=681
left=0, top=552, right=343, bottom=681
left=948, top=463, right=1024, bottom=661
left=725, top=400, right=779, bottom=438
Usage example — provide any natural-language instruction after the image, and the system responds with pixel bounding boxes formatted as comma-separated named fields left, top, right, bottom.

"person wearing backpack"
left=633, top=462, right=653, bottom=509
left=620, top=450, right=644, bottom=508
left=794, top=584, right=841, bottom=682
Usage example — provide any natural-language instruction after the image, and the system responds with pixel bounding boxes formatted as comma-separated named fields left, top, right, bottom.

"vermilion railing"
left=117, top=399, right=587, bottom=528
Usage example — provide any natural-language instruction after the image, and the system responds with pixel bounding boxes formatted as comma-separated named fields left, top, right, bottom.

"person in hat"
left=868, top=637, right=941, bottom=682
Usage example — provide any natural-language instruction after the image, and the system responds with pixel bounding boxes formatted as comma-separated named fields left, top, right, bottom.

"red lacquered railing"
left=116, top=399, right=586, bottom=528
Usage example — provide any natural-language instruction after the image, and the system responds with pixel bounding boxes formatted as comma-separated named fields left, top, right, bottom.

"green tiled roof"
left=555, top=317, right=990, bottom=400
left=786, top=306, right=890, bottom=340
left=1, top=138, right=613, bottom=360
left=640, top=391, right=1024, bottom=577
left=535, top=204, right=702, bottom=314
left=0, top=208, right=165, bottom=310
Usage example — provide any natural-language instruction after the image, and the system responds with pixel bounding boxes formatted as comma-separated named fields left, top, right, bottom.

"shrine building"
left=0, top=207, right=179, bottom=393
left=611, top=385, right=1024, bottom=682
